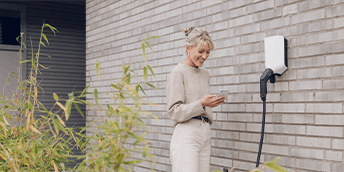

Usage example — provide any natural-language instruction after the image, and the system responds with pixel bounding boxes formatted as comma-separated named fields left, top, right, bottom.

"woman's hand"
left=200, top=95, right=226, bottom=108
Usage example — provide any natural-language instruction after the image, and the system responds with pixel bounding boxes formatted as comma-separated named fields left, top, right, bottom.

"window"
left=0, top=2, right=27, bottom=80
left=0, top=9, right=21, bottom=45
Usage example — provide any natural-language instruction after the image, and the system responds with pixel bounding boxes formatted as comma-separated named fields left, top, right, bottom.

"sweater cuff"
left=197, top=100, right=206, bottom=113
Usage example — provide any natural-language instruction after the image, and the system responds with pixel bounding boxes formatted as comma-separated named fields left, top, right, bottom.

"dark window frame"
left=0, top=2, right=27, bottom=79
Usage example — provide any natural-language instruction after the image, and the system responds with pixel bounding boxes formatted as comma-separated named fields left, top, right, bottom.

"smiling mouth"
left=198, top=58, right=204, bottom=62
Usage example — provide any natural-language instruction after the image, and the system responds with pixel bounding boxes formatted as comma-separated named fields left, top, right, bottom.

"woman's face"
left=186, top=42, right=211, bottom=67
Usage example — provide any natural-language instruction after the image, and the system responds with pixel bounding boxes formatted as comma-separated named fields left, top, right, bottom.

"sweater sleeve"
left=166, top=70, right=206, bottom=123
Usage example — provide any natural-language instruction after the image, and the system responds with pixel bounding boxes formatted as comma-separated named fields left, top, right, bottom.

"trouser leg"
left=199, top=122, right=211, bottom=172
left=170, top=119, right=206, bottom=172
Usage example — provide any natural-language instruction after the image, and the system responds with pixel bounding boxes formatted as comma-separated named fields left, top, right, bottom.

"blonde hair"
left=183, top=27, right=214, bottom=52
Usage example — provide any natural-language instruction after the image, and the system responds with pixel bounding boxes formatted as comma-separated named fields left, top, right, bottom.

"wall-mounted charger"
left=264, top=35, right=288, bottom=76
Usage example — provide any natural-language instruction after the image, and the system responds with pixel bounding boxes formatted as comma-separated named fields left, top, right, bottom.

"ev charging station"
left=256, top=35, right=288, bottom=168
left=222, top=35, right=288, bottom=172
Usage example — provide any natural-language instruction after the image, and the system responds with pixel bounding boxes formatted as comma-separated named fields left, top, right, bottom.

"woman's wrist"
left=200, top=99, right=206, bottom=107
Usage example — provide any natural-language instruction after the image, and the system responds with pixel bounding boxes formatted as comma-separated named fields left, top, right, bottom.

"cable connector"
left=260, top=68, right=274, bottom=101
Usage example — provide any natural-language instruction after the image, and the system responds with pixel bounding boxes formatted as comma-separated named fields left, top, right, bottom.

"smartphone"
left=216, top=89, right=229, bottom=99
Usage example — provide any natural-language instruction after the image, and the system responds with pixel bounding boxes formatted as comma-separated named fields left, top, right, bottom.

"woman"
left=166, top=27, right=226, bottom=172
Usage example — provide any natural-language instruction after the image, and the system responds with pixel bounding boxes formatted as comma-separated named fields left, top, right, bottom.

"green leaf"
left=21, top=41, right=27, bottom=49
left=73, top=102, right=84, bottom=117
left=148, top=154, right=156, bottom=164
left=38, top=85, right=44, bottom=92
left=80, top=85, right=90, bottom=96
left=38, top=102, right=49, bottom=113
left=44, top=23, right=59, bottom=35
left=139, top=84, right=146, bottom=96
left=144, top=40, right=154, bottom=53
left=53, top=118, right=59, bottom=134
left=39, top=63, right=49, bottom=69
left=56, top=114, right=66, bottom=127
left=123, top=64, right=126, bottom=73
left=65, top=99, right=72, bottom=120
left=124, top=64, right=130, bottom=74
left=143, top=66, right=147, bottom=82
left=56, top=119, right=68, bottom=135
left=79, top=99, right=95, bottom=108
left=135, top=84, right=140, bottom=93
left=41, top=53, right=52, bottom=59
left=143, top=144, right=149, bottom=157
left=123, top=160, right=143, bottom=165
left=124, top=73, right=131, bottom=84
left=42, top=33, right=49, bottom=45
left=107, top=104, right=114, bottom=114
left=266, top=157, right=280, bottom=164
left=143, top=35, right=161, bottom=40
left=16, top=35, right=20, bottom=43
left=142, top=42, right=146, bottom=63
left=119, top=92, right=125, bottom=100
left=111, top=83, right=119, bottom=89
left=265, top=157, right=287, bottom=172
left=20, top=60, right=31, bottom=64
left=45, top=131, right=49, bottom=145
left=27, top=101, right=33, bottom=109
left=96, top=61, right=100, bottom=79
left=40, top=41, right=46, bottom=47
left=68, top=92, right=74, bottom=99
left=130, top=70, right=139, bottom=76
left=146, top=82, right=157, bottom=89
left=31, top=58, right=36, bottom=68
left=147, top=64, right=155, bottom=77
left=94, top=89, right=99, bottom=106
left=53, top=93, right=58, bottom=101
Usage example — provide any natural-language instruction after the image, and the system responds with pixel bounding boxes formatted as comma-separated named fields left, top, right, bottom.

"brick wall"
left=86, top=0, right=344, bottom=171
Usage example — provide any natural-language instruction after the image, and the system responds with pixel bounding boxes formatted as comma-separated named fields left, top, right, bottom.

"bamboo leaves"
left=143, top=66, right=147, bottom=82
left=44, top=23, right=59, bottom=35
left=0, top=22, right=87, bottom=172
left=264, top=157, right=287, bottom=172
left=141, top=42, right=146, bottom=63
left=96, top=61, right=100, bottom=79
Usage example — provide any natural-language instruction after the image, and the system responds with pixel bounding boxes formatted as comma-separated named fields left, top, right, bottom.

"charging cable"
left=256, top=68, right=274, bottom=168
left=256, top=100, right=266, bottom=167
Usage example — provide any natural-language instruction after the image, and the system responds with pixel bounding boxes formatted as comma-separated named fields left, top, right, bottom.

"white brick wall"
left=86, top=0, right=344, bottom=171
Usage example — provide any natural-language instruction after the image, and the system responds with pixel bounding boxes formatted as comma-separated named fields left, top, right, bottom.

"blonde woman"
left=166, top=27, right=226, bottom=172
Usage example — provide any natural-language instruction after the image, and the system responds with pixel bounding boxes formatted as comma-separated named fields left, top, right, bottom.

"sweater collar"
left=178, top=62, right=200, bottom=71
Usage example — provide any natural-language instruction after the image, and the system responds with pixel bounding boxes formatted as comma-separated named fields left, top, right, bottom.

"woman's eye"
left=199, top=51, right=204, bottom=53
left=206, top=52, right=210, bottom=54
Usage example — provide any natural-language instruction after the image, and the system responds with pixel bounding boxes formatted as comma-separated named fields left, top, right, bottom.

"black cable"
left=256, top=100, right=266, bottom=168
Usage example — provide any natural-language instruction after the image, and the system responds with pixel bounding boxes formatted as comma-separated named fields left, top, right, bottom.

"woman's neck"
left=182, top=59, right=197, bottom=68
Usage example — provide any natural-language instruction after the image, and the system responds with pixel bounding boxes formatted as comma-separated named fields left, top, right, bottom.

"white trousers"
left=170, top=118, right=211, bottom=172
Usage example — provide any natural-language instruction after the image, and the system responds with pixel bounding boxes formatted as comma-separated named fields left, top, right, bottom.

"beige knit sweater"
left=166, top=62, right=213, bottom=127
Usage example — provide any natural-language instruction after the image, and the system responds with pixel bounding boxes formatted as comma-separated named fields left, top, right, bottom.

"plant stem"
left=0, top=142, right=18, bottom=172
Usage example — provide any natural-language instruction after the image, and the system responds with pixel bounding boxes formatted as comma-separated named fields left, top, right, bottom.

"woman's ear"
left=185, top=45, right=190, bottom=55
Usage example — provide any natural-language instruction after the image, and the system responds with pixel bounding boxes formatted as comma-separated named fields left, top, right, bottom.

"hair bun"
left=184, top=27, right=194, bottom=36
left=183, top=27, right=189, bottom=34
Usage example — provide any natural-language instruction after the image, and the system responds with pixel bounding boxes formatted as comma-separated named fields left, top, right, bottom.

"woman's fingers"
left=203, top=95, right=226, bottom=108
left=214, top=96, right=226, bottom=102
left=212, top=97, right=226, bottom=106
left=208, top=95, right=217, bottom=99
left=208, top=100, right=225, bottom=107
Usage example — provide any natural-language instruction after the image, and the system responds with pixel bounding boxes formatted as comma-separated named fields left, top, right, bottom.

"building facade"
left=86, top=0, right=344, bottom=171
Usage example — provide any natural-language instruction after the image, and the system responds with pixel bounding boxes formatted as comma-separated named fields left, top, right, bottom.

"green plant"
left=74, top=36, right=161, bottom=172
left=0, top=20, right=162, bottom=172
left=0, top=22, right=87, bottom=171
left=212, top=157, right=290, bottom=172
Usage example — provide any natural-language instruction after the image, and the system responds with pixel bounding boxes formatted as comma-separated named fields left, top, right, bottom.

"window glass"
left=0, top=9, right=21, bottom=45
